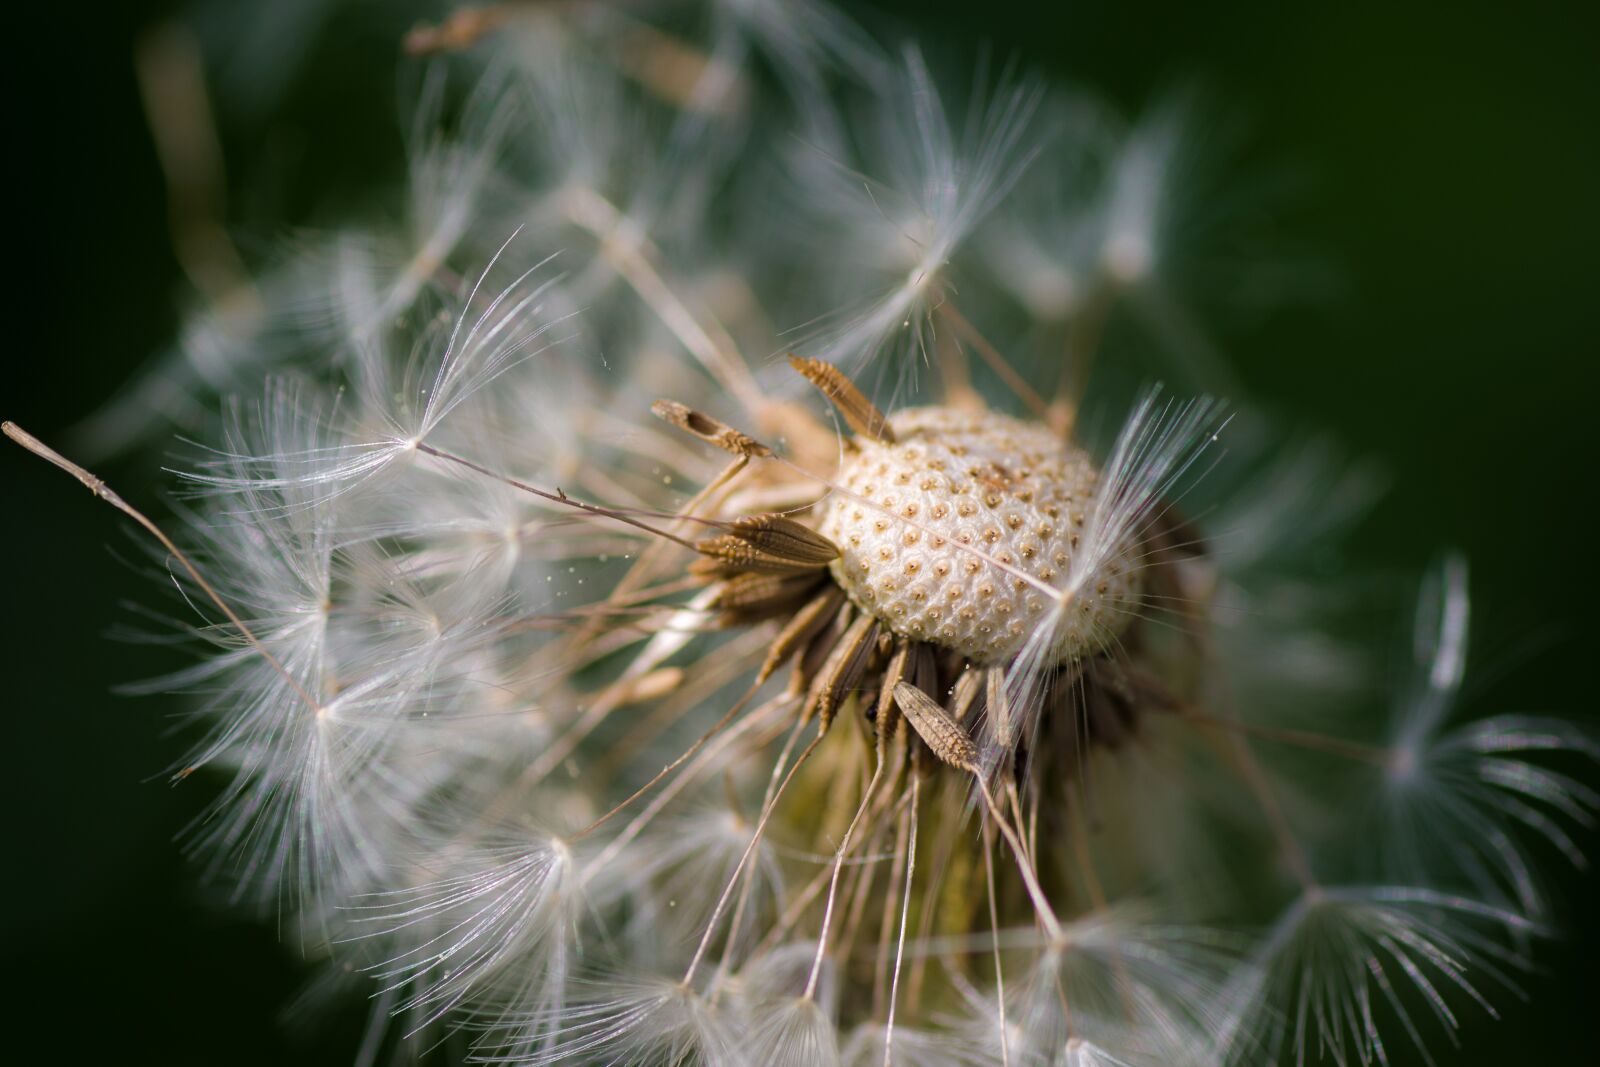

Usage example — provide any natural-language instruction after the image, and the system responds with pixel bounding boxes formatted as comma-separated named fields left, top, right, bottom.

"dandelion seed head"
left=16, top=2, right=1592, bottom=1064
left=818, top=405, right=1137, bottom=664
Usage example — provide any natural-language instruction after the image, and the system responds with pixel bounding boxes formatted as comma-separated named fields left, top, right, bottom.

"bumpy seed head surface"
left=817, top=406, right=1141, bottom=665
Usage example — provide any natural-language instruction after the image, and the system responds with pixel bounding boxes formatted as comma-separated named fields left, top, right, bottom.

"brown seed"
left=651, top=399, right=772, bottom=457
left=949, top=668, right=985, bottom=725
left=713, top=571, right=823, bottom=616
left=893, top=681, right=979, bottom=771
left=788, top=355, right=896, bottom=444
left=874, top=641, right=912, bottom=743
left=795, top=599, right=855, bottom=692
left=758, top=587, right=846, bottom=684
left=721, top=513, right=839, bottom=565
left=694, top=535, right=825, bottom=575
left=808, top=614, right=880, bottom=729
left=985, top=666, right=1013, bottom=751
left=905, top=642, right=939, bottom=697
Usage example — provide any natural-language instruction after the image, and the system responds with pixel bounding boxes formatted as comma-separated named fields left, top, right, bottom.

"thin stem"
left=5, top=422, right=321, bottom=715
left=684, top=722, right=825, bottom=986
left=981, top=816, right=1010, bottom=1067
left=974, top=774, right=1063, bottom=941
left=416, top=441, right=700, bottom=550
left=1068, top=788, right=1139, bottom=1022
left=937, top=303, right=1052, bottom=425
left=136, top=23, right=250, bottom=305
left=566, top=454, right=748, bottom=661
left=871, top=795, right=912, bottom=1021
left=1004, top=776, right=1033, bottom=870
left=835, top=801, right=896, bottom=969
left=583, top=693, right=789, bottom=877
left=1187, top=710, right=1391, bottom=765
left=883, top=773, right=920, bottom=1067
left=1068, top=791, right=1109, bottom=914
left=574, top=679, right=762, bottom=841
left=932, top=309, right=985, bottom=412
left=751, top=785, right=913, bottom=962
left=563, top=186, right=766, bottom=418
left=1225, top=728, right=1320, bottom=892
left=1049, top=278, right=1117, bottom=438
left=804, top=757, right=885, bottom=999
left=590, top=626, right=764, bottom=778
left=905, top=782, right=959, bottom=1013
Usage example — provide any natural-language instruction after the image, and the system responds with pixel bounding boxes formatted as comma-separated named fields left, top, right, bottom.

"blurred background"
left=5, top=0, right=1595, bottom=1062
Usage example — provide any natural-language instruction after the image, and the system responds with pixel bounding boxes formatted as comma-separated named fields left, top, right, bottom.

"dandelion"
left=7, top=2, right=1591, bottom=1065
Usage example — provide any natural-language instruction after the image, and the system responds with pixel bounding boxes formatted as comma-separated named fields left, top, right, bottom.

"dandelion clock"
left=6, top=1, right=1596, bottom=1064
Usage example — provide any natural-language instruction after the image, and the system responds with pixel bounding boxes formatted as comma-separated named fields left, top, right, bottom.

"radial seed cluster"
left=13, top=2, right=1594, bottom=1065
left=818, top=406, right=1139, bottom=663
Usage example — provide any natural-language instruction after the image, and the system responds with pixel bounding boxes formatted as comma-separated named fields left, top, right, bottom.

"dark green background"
left=5, top=1, right=1595, bottom=1062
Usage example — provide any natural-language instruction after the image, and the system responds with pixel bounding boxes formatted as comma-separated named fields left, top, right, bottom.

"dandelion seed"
left=1220, top=887, right=1535, bottom=1067
left=1372, top=557, right=1599, bottom=918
